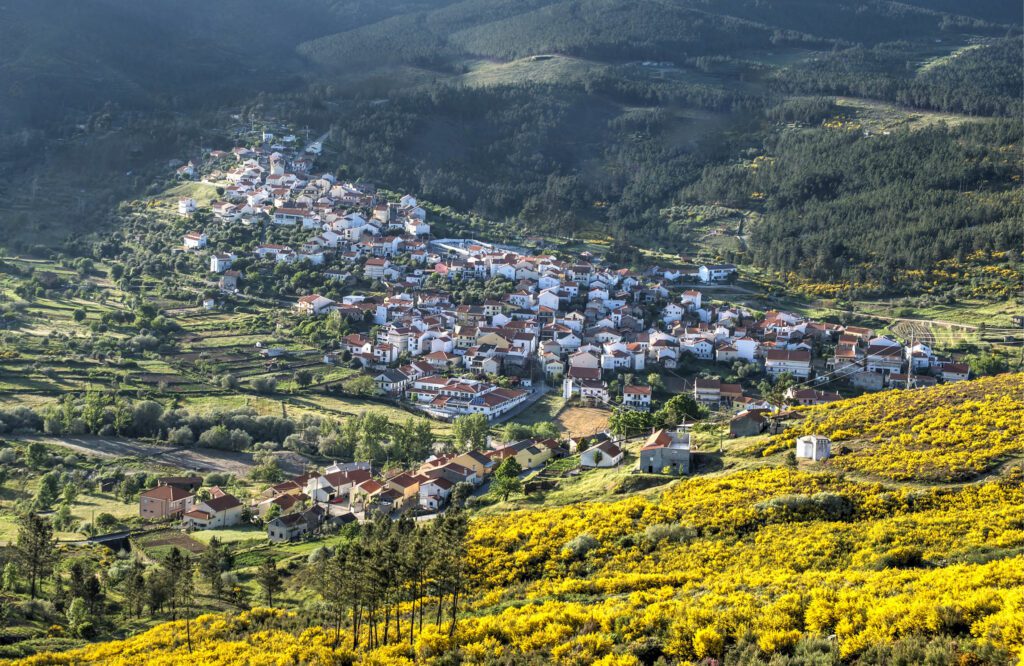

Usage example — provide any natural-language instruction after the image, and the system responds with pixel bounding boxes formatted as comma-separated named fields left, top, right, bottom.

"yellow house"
left=385, top=473, right=421, bottom=506
left=476, top=331, right=512, bottom=351
left=453, top=325, right=478, bottom=350
left=494, top=440, right=553, bottom=470
left=453, top=450, right=496, bottom=477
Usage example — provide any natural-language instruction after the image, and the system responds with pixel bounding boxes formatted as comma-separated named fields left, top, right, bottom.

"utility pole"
left=908, top=330, right=916, bottom=390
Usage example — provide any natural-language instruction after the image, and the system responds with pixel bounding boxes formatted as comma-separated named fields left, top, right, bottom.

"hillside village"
left=108, top=125, right=974, bottom=544
left=174, top=129, right=972, bottom=425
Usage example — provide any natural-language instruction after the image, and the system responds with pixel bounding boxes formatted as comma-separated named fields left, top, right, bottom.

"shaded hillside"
left=0, top=0, right=363, bottom=132
left=297, top=0, right=1019, bottom=71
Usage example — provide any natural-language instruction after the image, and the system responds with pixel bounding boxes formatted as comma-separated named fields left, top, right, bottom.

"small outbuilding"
left=729, top=410, right=767, bottom=438
left=796, top=435, right=831, bottom=461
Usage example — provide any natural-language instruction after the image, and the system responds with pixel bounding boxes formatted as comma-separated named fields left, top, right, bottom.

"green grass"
left=68, top=491, right=139, bottom=526
left=150, top=182, right=222, bottom=206
left=292, top=394, right=455, bottom=437
left=460, top=55, right=605, bottom=87
left=474, top=441, right=658, bottom=516
left=0, top=485, right=139, bottom=544
left=0, top=513, right=18, bottom=545
left=188, top=334, right=273, bottom=349
left=181, top=394, right=284, bottom=415
left=508, top=393, right=565, bottom=428
left=190, top=525, right=266, bottom=546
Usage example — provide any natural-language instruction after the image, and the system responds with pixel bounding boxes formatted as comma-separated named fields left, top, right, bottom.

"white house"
left=419, top=477, right=454, bottom=510
left=764, top=349, right=811, bottom=379
left=296, top=294, right=336, bottom=316
left=662, top=303, right=685, bottom=325
left=182, top=490, right=243, bottom=530
left=733, top=337, right=759, bottom=363
left=682, top=338, right=714, bottom=361
left=405, top=219, right=430, bottom=236
left=274, top=207, right=317, bottom=228
left=580, top=441, right=623, bottom=468
left=622, top=384, right=652, bottom=411
left=537, top=288, right=562, bottom=311
left=364, top=257, right=391, bottom=280
left=210, top=252, right=236, bottom=273
left=183, top=231, right=207, bottom=250
left=698, top=264, right=737, bottom=283
left=681, top=290, right=702, bottom=310
left=178, top=198, right=197, bottom=217
left=940, top=363, right=970, bottom=383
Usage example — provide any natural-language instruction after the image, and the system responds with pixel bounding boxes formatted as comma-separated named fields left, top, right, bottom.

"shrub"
left=872, top=546, right=927, bottom=570
left=167, top=426, right=194, bottom=446
left=642, top=523, right=696, bottom=547
left=563, top=535, right=600, bottom=560
left=251, top=377, right=277, bottom=394
left=205, top=472, right=230, bottom=487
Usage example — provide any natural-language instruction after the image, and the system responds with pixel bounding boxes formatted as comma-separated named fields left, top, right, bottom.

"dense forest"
left=778, top=37, right=1024, bottom=117
left=0, top=0, right=1020, bottom=286
left=316, top=76, right=756, bottom=238
left=683, top=119, right=1022, bottom=281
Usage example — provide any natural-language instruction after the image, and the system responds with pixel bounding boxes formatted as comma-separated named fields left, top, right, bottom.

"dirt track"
left=26, top=435, right=307, bottom=475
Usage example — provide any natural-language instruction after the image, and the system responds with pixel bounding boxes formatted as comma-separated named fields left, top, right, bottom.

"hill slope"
left=19, top=376, right=1024, bottom=665
left=1, top=0, right=1021, bottom=285
left=765, top=373, right=1024, bottom=481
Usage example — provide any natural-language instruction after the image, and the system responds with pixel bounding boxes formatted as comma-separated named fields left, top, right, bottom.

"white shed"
left=796, top=435, right=831, bottom=461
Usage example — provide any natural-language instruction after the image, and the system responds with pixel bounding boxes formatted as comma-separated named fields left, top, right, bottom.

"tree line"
left=306, top=512, right=469, bottom=650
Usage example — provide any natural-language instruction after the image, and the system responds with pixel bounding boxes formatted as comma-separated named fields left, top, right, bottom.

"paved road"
left=26, top=435, right=272, bottom=475
left=304, top=130, right=331, bottom=155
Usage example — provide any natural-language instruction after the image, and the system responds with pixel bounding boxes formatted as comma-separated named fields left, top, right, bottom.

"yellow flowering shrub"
left=763, top=249, right=1021, bottom=299
left=691, top=627, right=724, bottom=659
left=765, top=373, right=1024, bottom=481
left=16, top=377, right=1024, bottom=665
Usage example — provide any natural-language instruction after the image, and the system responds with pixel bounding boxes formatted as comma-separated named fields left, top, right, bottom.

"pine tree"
left=15, top=512, right=59, bottom=599
left=175, top=554, right=196, bottom=654
left=121, top=559, right=146, bottom=618
left=198, top=536, right=226, bottom=597
left=257, top=557, right=283, bottom=607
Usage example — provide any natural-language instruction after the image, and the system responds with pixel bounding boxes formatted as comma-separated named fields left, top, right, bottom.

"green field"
left=190, top=525, right=266, bottom=546
left=508, top=393, right=564, bottom=427
left=460, top=55, right=606, bottom=87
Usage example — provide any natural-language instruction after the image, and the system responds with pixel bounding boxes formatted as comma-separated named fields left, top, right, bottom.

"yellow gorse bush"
left=764, top=373, right=1024, bottom=481
left=15, top=377, right=1024, bottom=664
